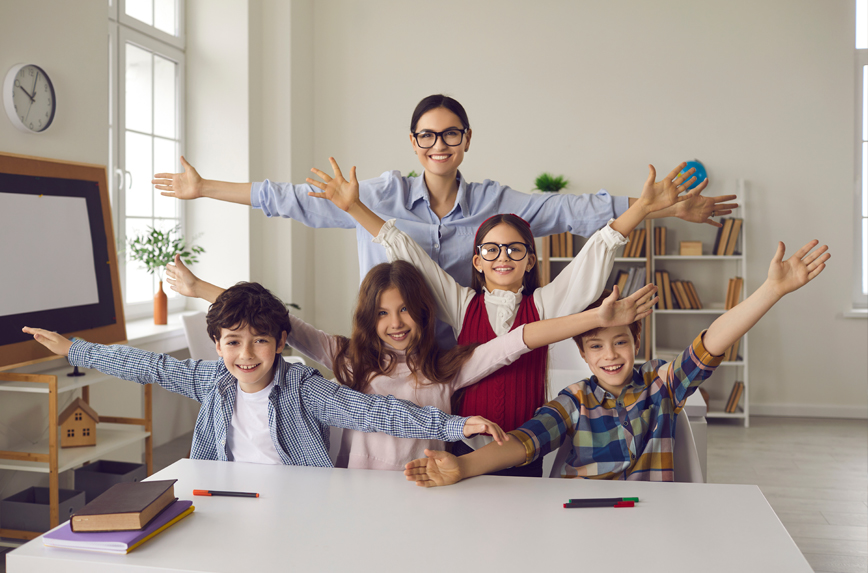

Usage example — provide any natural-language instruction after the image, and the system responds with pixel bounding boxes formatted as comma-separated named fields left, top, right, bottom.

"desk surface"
left=8, top=458, right=811, bottom=573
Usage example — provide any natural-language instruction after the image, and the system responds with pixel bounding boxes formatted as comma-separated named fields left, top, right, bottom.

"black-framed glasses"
left=476, top=242, right=531, bottom=262
left=412, top=128, right=467, bottom=149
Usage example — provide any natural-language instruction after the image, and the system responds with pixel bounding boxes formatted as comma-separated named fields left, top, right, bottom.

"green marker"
left=567, top=497, right=639, bottom=504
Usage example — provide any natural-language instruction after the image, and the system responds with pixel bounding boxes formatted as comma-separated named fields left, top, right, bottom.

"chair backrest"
left=283, top=355, right=306, bottom=366
left=673, top=408, right=704, bottom=483
left=180, top=312, right=219, bottom=361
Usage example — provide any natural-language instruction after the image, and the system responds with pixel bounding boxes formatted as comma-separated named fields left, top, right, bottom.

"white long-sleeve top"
left=285, top=314, right=531, bottom=471
left=372, top=219, right=628, bottom=340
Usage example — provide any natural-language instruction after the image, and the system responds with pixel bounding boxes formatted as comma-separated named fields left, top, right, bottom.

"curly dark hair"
left=206, top=282, right=291, bottom=351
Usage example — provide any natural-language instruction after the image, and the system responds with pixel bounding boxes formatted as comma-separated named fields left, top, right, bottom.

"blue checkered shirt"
left=68, top=341, right=468, bottom=466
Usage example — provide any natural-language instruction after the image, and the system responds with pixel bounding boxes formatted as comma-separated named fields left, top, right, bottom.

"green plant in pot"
left=127, top=226, right=204, bottom=325
left=534, top=172, right=569, bottom=193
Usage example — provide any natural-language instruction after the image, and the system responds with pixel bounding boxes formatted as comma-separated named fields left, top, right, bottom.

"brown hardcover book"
left=672, top=281, right=691, bottom=309
left=724, top=218, right=743, bottom=256
left=560, top=233, right=566, bottom=257
left=662, top=271, right=673, bottom=310
left=635, top=228, right=646, bottom=258
left=683, top=281, right=698, bottom=309
left=712, top=221, right=724, bottom=255
left=725, top=278, right=735, bottom=310
left=624, top=230, right=636, bottom=257
left=730, top=382, right=745, bottom=413
left=70, top=480, right=177, bottom=533
left=615, top=270, right=629, bottom=293
left=661, top=226, right=667, bottom=256
left=685, top=281, right=703, bottom=309
left=566, top=232, right=574, bottom=257
left=654, top=227, right=660, bottom=256
left=655, top=271, right=664, bottom=307
left=725, top=381, right=741, bottom=413
left=716, top=218, right=734, bottom=256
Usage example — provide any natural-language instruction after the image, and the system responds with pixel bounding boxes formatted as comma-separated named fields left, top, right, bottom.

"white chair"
left=179, top=312, right=219, bottom=360
left=674, top=408, right=704, bottom=483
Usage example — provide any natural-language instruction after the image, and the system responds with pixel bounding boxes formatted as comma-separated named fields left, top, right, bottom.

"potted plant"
left=534, top=172, right=569, bottom=193
left=126, top=226, right=205, bottom=325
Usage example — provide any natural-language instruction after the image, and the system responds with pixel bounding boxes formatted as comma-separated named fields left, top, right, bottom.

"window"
left=83, top=428, right=91, bottom=437
left=67, top=429, right=74, bottom=438
left=855, top=0, right=867, bottom=309
left=74, top=412, right=82, bottom=421
left=109, top=0, right=186, bottom=319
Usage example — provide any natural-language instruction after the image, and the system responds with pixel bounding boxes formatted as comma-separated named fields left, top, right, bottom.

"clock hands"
left=17, top=84, right=35, bottom=103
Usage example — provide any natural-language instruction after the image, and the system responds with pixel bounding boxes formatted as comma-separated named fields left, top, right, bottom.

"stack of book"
left=614, top=266, right=647, bottom=297
left=725, top=381, right=745, bottom=413
left=713, top=217, right=743, bottom=256
left=42, top=479, right=193, bottom=554
left=654, top=226, right=667, bottom=256
left=653, top=271, right=702, bottom=309
left=549, top=232, right=574, bottom=257
left=725, top=277, right=744, bottom=309
left=623, top=228, right=647, bottom=258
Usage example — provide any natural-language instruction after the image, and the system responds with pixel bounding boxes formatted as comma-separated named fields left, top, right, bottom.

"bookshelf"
left=651, top=180, right=749, bottom=426
left=540, top=220, right=652, bottom=361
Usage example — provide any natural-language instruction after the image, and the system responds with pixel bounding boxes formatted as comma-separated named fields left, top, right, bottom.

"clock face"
left=4, top=64, right=56, bottom=133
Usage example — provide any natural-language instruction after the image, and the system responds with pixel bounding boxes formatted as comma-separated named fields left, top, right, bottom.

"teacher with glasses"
left=153, top=94, right=735, bottom=347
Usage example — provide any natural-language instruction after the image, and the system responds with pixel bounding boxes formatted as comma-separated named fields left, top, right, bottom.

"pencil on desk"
left=193, top=489, right=259, bottom=498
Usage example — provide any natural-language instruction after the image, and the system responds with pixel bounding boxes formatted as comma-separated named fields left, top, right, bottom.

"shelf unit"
left=651, top=180, right=748, bottom=426
left=0, top=365, right=152, bottom=542
left=540, top=220, right=652, bottom=361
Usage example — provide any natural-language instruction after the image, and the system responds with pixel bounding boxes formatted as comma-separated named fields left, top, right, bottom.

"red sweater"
left=456, top=293, right=547, bottom=432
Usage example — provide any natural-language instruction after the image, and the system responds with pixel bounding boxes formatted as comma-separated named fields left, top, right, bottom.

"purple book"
left=43, top=499, right=194, bottom=554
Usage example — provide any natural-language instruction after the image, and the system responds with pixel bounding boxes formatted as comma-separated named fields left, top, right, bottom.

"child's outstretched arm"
left=404, top=440, right=528, bottom=487
left=166, top=254, right=225, bottom=303
left=22, top=327, right=72, bottom=356
left=524, top=284, right=656, bottom=350
left=306, top=157, right=386, bottom=238
left=702, top=240, right=829, bottom=356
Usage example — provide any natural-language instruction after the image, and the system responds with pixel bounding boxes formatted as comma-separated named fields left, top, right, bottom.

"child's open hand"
left=306, top=157, right=359, bottom=212
left=639, top=162, right=698, bottom=215
left=766, top=240, right=830, bottom=298
left=669, top=192, right=737, bottom=228
left=166, top=254, right=200, bottom=299
left=463, top=415, right=509, bottom=445
left=153, top=156, right=204, bottom=200
left=599, top=283, right=658, bottom=327
left=22, top=327, right=73, bottom=356
left=404, top=449, right=462, bottom=487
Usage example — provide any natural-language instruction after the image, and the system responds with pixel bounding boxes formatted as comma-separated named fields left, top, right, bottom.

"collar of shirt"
left=409, top=170, right=469, bottom=219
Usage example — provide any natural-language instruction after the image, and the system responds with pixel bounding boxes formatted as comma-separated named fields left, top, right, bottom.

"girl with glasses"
left=153, top=94, right=735, bottom=348
left=307, top=157, right=694, bottom=477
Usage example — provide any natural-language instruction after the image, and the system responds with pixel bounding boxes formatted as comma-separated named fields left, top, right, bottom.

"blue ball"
left=678, top=160, right=707, bottom=190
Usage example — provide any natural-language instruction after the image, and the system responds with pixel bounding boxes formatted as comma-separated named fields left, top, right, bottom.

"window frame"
left=854, top=44, right=867, bottom=309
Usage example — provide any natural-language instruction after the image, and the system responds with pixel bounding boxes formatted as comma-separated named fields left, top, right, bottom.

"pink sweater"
left=286, top=315, right=530, bottom=471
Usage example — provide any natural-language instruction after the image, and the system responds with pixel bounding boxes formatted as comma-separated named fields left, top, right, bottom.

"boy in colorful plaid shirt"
left=23, top=282, right=507, bottom=467
left=404, top=239, right=829, bottom=484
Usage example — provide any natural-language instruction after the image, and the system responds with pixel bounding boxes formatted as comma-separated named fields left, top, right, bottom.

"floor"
left=2, top=417, right=866, bottom=572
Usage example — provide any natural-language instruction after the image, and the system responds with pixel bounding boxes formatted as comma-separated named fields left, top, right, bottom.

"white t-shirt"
left=227, top=381, right=283, bottom=465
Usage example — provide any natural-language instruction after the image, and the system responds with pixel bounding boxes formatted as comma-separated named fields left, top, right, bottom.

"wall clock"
left=3, top=63, right=56, bottom=133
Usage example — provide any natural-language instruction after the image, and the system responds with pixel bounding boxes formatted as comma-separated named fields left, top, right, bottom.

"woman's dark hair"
left=410, top=94, right=470, bottom=132
left=332, top=261, right=478, bottom=393
left=206, top=282, right=291, bottom=353
left=572, top=290, right=642, bottom=351
left=470, top=214, right=540, bottom=295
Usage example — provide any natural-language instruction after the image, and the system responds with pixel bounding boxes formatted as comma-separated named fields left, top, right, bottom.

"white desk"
left=8, top=458, right=810, bottom=573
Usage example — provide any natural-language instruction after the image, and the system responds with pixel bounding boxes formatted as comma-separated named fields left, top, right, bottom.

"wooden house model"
left=59, top=397, right=99, bottom=448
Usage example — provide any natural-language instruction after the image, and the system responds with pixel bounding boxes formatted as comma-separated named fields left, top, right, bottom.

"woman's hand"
left=306, top=157, right=359, bottom=212
left=153, top=156, right=204, bottom=200
left=22, top=327, right=73, bottom=356
left=463, top=415, right=509, bottom=445
left=638, top=162, right=698, bottom=215
left=598, top=283, right=658, bottom=327
left=404, top=449, right=463, bottom=487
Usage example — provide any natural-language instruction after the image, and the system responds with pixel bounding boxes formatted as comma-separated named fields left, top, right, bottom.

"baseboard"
left=749, top=403, right=868, bottom=419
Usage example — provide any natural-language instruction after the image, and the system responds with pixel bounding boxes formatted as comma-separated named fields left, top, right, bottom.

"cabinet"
left=651, top=180, right=748, bottom=426
left=0, top=365, right=152, bottom=542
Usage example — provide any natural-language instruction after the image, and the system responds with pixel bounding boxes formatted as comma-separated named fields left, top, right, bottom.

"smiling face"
left=410, top=107, right=471, bottom=179
left=472, top=222, right=536, bottom=293
left=215, top=324, right=287, bottom=394
left=577, top=325, right=641, bottom=397
left=375, top=287, right=420, bottom=351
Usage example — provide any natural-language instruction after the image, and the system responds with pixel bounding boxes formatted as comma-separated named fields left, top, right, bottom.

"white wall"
left=248, top=0, right=865, bottom=415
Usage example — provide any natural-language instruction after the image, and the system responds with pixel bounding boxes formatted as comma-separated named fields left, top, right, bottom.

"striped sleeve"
left=656, top=330, right=724, bottom=407
left=510, top=392, right=579, bottom=466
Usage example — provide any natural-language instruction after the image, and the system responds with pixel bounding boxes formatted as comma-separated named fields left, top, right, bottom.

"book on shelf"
left=723, top=337, right=741, bottom=362
left=634, top=228, right=646, bottom=258
left=725, top=381, right=745, bottom=413
left=70, top=479, right=177, bottom=532
left=715, top=218, right=735, bottom=256
left=44, top=499, right=194, bottom=555
left=661, top=270, right=673, bottom=310
left=624, top=229, right=636, bottom=257
left=724, top=218, right=743, bottom=256
left=654, top=226, right=667, bottom=256
left=684, top=281, right=703, bottom=309
left=654, top=271, right=664, bottom=308
left=615, top=270, right=630, bottom=294
left=725, top=277, right=744, bottom=310
left=671, top=280, right=691, bottom=309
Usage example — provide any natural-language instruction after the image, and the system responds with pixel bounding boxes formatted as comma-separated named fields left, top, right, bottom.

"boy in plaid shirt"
left=24, top=282, right=506, bottom=466
left=404, top=239, right=829, bottom=483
